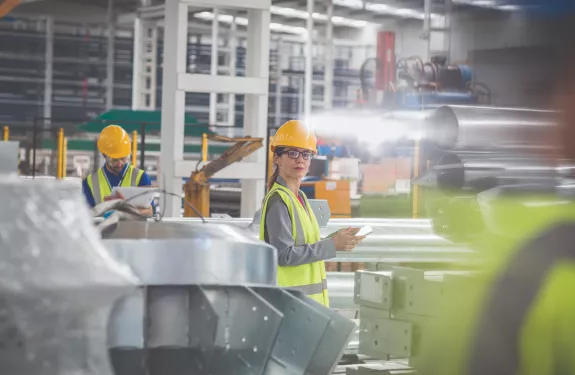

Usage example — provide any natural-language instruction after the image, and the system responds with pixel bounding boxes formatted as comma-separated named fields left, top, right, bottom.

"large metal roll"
left=425, top=105, right=557, bottom=152
left=163, top=217, right=475, bottom=264
left=434, top=151, right=559, bottom=190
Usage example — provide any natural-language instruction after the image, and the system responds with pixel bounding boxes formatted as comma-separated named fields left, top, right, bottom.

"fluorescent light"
left=497, top=5, right=520, bottom=11
left=270, top=6, right=367, bottom=28
left=333, top=0, right=441, bottom=19
left=193, top=12, right=308, bottom=35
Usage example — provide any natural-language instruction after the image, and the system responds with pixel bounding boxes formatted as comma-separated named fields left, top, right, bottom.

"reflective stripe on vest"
left=87, top=166, right=143, bottom=204
left=260, top=183, right=329, bottom=306
left=468, top=223, right=575, bottom=375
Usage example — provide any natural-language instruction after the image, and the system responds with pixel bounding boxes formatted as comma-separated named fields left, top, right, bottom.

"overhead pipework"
left=359, top=31, right=491, bottom=110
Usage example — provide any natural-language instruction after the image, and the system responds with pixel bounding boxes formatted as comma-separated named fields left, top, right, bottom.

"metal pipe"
left=56, top=128, right=64, bottom=179
left=3, top=126, right=8, bottom=141
left=412, top=140, right=420, bottom=218
left=425, top=105, right=558, bottom=152
left=201, top=133, right=208, bottom=162
left=62, top=137, right=68, bottom=178
left=131, top=130, right=138, bottom=166
left=140, top=123, right=146, bottom=170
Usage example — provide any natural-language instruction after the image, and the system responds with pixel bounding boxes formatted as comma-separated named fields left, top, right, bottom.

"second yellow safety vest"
left=260, top=183, right=330, bottom=306
left=86, top=165, right=144, bottom=204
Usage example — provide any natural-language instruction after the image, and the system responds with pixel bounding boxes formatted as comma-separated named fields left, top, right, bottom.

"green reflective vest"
left=417, top=191, right=575, bottom=375
left=86, top=165, right=144, bottom=205
left=260, top=183, right=330, bottom=306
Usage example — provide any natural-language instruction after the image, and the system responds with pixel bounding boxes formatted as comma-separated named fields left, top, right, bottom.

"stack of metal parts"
left=350, top=268, right=471, bottom=375
left=101, top=220, right=356, bottom=375
left=0, top=175, right=138, bottom=375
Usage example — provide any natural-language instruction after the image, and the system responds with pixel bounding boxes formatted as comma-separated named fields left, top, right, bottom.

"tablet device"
left=111, top=187, right=158, bottom=208
left=356, top=225, right=374, bottom=237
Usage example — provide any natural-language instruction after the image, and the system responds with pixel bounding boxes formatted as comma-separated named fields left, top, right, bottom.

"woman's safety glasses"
left=283, top=150, right=313, bottom=160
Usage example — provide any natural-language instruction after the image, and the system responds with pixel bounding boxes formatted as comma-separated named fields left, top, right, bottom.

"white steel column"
left=240, top=7, right=271, bottom=217
left=274, top=38, right=282, bottom=127
left=169, top=0, right=271, bottom=217
left=131, top=17, right=143, bottom=108
left=227, top=16, right=237, bottom=136
left=132, top=17, right=158, bottom=110
left=43, top=16, right=54, bottom=125
left=304, top=0, right=313, bottom=120
left=209, top=8, right=219, bottom=125
left=324, top=0, right=333, bottom=110
left=159, top=0, right=188, bottom=217
left=105, top=0, right=116, bottom=110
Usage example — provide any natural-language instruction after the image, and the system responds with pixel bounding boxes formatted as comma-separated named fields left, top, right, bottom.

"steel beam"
left=43, top=15, right=53, bottom=127
left=240, top=7, right=271, bottom=218
left=159, top=0, right=188, bottom=217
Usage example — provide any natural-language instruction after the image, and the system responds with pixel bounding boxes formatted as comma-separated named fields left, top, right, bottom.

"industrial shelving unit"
left=0, top=16, right=374, bottom=129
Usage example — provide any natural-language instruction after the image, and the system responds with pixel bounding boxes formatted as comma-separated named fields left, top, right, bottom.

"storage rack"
left=0, top=17, right=374, bottom=128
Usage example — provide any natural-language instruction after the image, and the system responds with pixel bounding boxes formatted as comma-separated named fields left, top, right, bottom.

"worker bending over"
left=259, top=120, right=365, bottom=306
left=82, top=125, right=154, bottom=217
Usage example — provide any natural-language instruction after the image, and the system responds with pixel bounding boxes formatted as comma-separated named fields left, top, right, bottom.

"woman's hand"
left=332, top=227, right=366, bottom=251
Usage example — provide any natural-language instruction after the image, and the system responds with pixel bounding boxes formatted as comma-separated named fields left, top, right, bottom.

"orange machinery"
left=0, top=0, right=21, bottom=18
left=184, top=134, right=263, bottom=218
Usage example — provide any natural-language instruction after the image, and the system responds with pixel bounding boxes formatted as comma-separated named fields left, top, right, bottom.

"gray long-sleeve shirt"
left=263, top=179, right=336, bottom=267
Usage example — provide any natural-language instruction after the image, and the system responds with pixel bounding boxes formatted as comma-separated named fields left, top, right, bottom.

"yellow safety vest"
left=417, top=192, right=575, bottom=375
left=260, top=183, right=330, bottom=306
left=86, top=165, right=144, bottom=204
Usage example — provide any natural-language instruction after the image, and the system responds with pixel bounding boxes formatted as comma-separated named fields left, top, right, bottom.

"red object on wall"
left=375, top=31, right=396, bottom=91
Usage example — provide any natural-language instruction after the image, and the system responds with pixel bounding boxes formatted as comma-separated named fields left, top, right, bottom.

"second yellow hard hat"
left=97, top=125, right=132, bottom=159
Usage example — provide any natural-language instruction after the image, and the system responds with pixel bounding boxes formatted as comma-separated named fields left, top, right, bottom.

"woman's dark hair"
left=267, top=147, right=285, bottom=191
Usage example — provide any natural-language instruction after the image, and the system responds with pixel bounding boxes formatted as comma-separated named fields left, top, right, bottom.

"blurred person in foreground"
left=259, top=120, right=365, bottom=306
left=417, top=4, right=575, bottom=375
left=82, top=125, right=155, bottom=217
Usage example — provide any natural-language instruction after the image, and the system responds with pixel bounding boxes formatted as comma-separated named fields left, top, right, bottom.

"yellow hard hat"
left=97, top=125, right=131, bottom=159
left=270, top=120, right=317, bottom=154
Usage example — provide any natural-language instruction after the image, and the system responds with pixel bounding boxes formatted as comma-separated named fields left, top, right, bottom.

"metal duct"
left=101, top=221, right=356, bottom=375
left=425, top=105, right=558, bottom=152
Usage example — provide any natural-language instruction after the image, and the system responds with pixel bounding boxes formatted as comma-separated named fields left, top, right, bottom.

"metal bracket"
left=308, top=199, right=331, bottom=227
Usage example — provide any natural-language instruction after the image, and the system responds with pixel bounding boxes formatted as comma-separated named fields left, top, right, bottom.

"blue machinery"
left=360, top=55, right=491, bottom=110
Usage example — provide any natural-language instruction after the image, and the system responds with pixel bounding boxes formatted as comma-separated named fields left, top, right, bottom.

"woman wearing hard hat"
left=259, top=120, right=365, bottom=306
left=82, top=125, right=154, bottom=216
